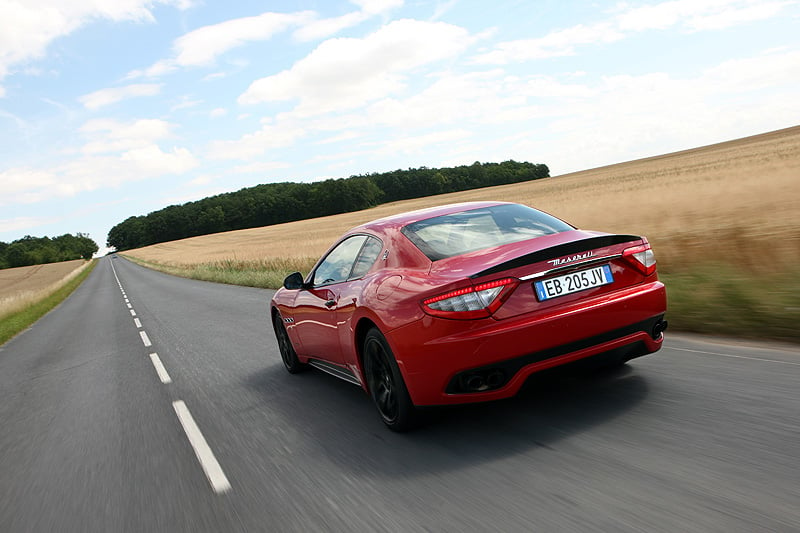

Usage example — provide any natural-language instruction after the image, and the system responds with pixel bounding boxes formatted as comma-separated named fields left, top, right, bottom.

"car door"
left=330, top=236, right=384, bottom=364
left=291, top=235, right=368, bottom=363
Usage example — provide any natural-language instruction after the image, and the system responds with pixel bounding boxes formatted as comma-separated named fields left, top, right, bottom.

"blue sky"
left=1, top=0, right=798, bottom=253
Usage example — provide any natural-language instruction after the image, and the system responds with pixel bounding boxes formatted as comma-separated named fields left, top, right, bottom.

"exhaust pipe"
left=652, top=319, right=668, bottom=339
left=486, top=370, right=506, bottom=388
left=464, top=374, right=486, bottom=391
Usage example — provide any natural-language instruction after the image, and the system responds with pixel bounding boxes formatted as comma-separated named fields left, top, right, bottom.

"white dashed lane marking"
left=149, top=353, right=172, bottom=384
left=140, top=331, right=152, bottom=347
left=110, top=257, right=232, bottom=495
left=173, top=401, right=231, bottom=494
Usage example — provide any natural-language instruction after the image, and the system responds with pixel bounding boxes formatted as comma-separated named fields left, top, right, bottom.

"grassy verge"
left=660, top=265, right=799, bottom=343
left=125, top=254, right=798, bottom=343
left=0, top=260, right=98, bottom=346
left=124, top=255, right=317, bottom=289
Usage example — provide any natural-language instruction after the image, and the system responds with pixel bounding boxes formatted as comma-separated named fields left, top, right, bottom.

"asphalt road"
left=1, top=256, right=798, bottom=532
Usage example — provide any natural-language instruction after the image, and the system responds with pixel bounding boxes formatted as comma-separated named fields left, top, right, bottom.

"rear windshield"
left=401, top=204, right=573, bottom=261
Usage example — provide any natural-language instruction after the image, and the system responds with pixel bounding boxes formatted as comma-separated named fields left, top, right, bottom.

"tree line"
left=107, top=160, right=549, bottom=251
left=0, top=234, right=98, bottom=269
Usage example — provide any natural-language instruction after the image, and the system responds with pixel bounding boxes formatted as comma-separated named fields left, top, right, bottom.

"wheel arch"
left=354, top=317, right=378, bottom=387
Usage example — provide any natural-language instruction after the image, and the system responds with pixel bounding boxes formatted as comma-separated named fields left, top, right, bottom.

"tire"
left=273, top=312, right=306, bottom=374
left=363, top=328, right=417, bottom=432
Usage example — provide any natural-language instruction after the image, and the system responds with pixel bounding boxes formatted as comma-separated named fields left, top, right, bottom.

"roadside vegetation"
left=123, top=127, right=800, bottom=343
left=0, top=260, right=96, bottom=346
left=107, top=160, right=548, bottom=250
left=0, top=233, right=98, bottom=269
left=660, top=266, right=799, bottom=341
left=125, top=256, right=317, bottom=290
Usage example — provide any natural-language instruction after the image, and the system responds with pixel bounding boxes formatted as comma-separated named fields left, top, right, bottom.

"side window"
left=312, top=236, right=368, bottom=286
left=349, top=236, right=383, bottom=280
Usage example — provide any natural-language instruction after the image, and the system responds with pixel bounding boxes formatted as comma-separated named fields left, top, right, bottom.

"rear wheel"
left=273, top=312, right=306, bottom=374
left=363, top=328, right=417, bottom=432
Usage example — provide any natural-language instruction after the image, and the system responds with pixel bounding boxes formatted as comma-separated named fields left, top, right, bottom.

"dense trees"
left=107, top=160, right=549, bottom=251
left=0, top=234, right=98, bottom=269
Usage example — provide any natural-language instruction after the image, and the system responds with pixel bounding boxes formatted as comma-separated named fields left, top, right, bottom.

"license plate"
left=534, top=265, right=614, bottom=301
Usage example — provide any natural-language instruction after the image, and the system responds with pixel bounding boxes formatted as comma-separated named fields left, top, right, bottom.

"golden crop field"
left=128, top=126, right=800, bottom=274
left=0, top=260, right=89, bottom=318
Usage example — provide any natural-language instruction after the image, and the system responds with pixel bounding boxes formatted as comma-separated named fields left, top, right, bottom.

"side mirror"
left=283, top=272, right=305, bottom=290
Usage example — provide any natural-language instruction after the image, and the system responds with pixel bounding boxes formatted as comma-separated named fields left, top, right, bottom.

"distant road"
left=1, top=257, right=798, bottom=532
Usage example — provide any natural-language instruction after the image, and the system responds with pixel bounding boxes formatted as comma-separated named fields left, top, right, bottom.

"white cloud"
left=615, top=0, right=792, bottom=32
left=0, top=0, right=189, bottom=92
left=129, top=1, right=404, bottom=79
left=0, top=168, right=58, bottom=202
left=293, top=11, right=369, bottom=42
left=350, top=0, right=404, bottom=14
left=239, top=19, right=472, bottom=115
left=118, top=145, right=196, bottom=175
left=206, top=116, right=307, bottom=160
left=214, top=19, right=473, bottom=160
left=171, top=96, right=203, bottom=111
left=473, top=23, right=624, bottom=64
left=131, top=11, right=315, bottom=78
left=315, top=70, right=586, bottom=132
left=703, top=48, right=800, bottom=92
left=498, top=47, right=800, bottom=174
left=475, top=0, right=795, bottom=65
left=0, top=215, right=60, bottom=233
left=686, top=2, right=790, bottom=30
left=79, top=83, right=161, bottom=109
left=79, top=118, right=174, bottom=154
left=297, top=46, right=800, bottom=174
left=293, top=0, right=403, bottom=41
left=0, top=117, right=197, bottom=205
left=369, top=129, right=473, bottom=155
left=232, top=161, right=292, bottom=174
left=173, top=11, right=314, bottom=66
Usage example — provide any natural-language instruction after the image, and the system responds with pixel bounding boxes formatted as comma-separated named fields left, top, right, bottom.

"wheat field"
left=0, top=260, right=89, bottom=319
left=127, top=126, right=800, bottom=274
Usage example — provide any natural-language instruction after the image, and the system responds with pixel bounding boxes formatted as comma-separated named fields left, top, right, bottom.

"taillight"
left=622, top=243, right=656, bottom=275
left=422, top=278, right=518, bottom=319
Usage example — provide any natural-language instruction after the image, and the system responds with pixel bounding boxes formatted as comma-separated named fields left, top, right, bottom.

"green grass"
left=0, top=260, right=98, bottom=346
left=124, top=255, right=318, bottom=289
left=660, top=264, right=800, bottom=343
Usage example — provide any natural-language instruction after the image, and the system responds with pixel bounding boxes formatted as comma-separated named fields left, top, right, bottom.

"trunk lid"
left=428, top=230, right=653, bottom=320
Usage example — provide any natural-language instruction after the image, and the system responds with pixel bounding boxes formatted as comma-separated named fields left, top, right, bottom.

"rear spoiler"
left=471, top=234, right=642, bottom=278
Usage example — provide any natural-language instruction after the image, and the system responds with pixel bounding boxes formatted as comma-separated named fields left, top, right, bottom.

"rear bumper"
left=386, top=281, right=666, bottom=406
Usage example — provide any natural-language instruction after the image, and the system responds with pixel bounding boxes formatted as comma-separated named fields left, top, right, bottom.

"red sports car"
left=271, top=201, right=667, bottom=431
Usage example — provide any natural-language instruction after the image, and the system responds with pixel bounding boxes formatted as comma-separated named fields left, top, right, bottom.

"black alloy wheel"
left=363, top=328, right=417, bottom=432
left=273, top=312, right=306, bottom=374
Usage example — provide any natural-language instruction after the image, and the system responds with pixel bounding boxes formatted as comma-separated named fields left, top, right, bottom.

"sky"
left=1, top=0, right=799, bottom=254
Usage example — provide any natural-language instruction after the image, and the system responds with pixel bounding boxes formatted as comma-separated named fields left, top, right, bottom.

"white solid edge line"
left=172, top=400, right=231, bottom=494
left=134, top=318, right=142, bottom=329
left=671, top=347, right=800, bottom=366
left=140, top=331, right=152, bottom=347
left=149, top=353, right=172, bottom=384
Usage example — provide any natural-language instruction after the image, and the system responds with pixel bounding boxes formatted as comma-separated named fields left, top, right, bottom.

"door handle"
left=324, top=299, right=336, bottom=308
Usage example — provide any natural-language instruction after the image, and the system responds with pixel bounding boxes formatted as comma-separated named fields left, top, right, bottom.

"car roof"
left=350, top=201, right=514, bottom=234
